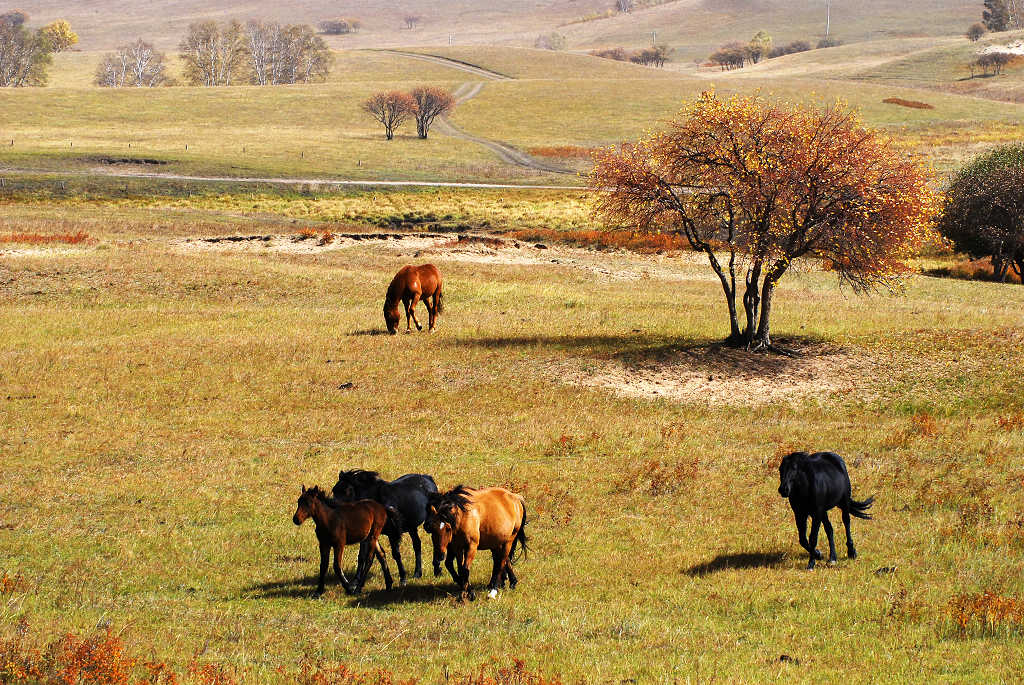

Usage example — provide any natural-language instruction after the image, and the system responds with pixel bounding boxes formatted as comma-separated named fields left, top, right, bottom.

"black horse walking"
left=778, top=451, right=874, bottom=569
left=333, top=470, right=438, bottom=584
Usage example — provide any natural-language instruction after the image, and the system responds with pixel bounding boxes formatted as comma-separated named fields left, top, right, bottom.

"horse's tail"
left=509, top=501, right=529, bottom=563
left=383, top=505, right=403, bottom=535
left=435, top=286, right=444, bottom=314
left=847, top=495, right=875, bottom=520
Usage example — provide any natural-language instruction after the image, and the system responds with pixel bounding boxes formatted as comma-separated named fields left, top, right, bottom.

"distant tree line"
left=981, top=0, right=1022, bottom=32
left=318, top=18, right=361, bottom=35
left=968, top=51, right=1019, bottom=77
left=96, top=40, right=171, bottom=87
left=95, top=20, right=333, bottom=88
left=589, top=44, right=673, bottom=67
left=707, top=32, right=839, bottom=71
left=0, top=10, right=78, bottom=87
left=535, top=32, right=567, bottom=51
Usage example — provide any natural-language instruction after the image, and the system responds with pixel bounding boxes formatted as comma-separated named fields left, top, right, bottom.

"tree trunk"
left=752, top=262, right=787, bottom=351
left=741, top=262, right=762, bottom=347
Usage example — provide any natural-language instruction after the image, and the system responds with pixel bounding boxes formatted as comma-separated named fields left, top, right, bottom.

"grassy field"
left=6, top=46, right=1024, bottom=186
left=2, top=202, right=1024, bottom=682
left=3, top=18, right=1024, bottom=682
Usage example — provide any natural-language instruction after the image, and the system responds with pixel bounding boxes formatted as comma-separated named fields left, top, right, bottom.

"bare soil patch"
left=555, top=340, right=874, bottom=406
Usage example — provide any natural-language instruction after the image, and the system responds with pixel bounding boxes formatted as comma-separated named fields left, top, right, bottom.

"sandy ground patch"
left=982, top=40, right=1024, bottom=55
left=171, top=231, right=721, bottom=282
left=172, top=232, right=450, bottom=255
left=0, top=246, right=91, bottom=258
left=553, top=341, right=874, bottom=406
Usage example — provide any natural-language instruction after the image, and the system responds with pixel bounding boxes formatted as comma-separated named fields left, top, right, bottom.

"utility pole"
left=449, top=34, right=453, bottom=46
left=651, top=31, right=656, bottom=47
left=825, top=0, right=831, bottom=37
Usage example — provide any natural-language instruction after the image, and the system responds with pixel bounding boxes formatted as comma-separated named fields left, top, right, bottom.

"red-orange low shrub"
left=949, top=590, right=1024, bottom=636
left=527, top=145, right=597, bottom=160
left=882, top=97, right=934, bottom=109
left=0, top=231, right=93, bottom=245
left=506, top=228, right=696, bottom=253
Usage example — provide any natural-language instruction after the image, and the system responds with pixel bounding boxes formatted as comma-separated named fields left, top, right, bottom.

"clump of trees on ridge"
left=363, top=87, right=456, bottom=140
left=707, top=31, right=840, bottom=71
left=589, top=44, right=672, bottom=67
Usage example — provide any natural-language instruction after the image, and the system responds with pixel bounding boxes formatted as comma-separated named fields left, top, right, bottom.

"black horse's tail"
left=848, top=495, right=875, bottom=520
left=436, top=288, right=444, bottom=314
left=509, top=502, right=529, bottom=563
left=384, top=505, right=403, bottom=536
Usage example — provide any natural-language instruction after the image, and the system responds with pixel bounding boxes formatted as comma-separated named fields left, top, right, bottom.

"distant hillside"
left=12, top=0, right=982, bottom=53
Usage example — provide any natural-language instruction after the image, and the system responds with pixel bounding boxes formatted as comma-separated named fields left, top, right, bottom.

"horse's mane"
left=338, top=469, right=382, bottom=485
left=384, top=275, right=404, bottom=308
left=301, top=485, right=345, bottom=508
left=430, top=485, right=473, bottom=520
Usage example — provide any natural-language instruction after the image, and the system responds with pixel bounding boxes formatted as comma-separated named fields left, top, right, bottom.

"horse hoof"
left=399, top=578, right=407, bottom=586
left=828, top=559, right=838, bottom=566
left=487, top=589, right=498, bottom=599
left=413, top=570, right=423, bottom=579
left=848, top=549, right=858, bottom=559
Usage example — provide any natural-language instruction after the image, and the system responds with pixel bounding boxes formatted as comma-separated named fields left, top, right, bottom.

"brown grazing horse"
left=383, top=264, right=443, bottom=335
left=424, top=486, right=527, bottom=601
left=292, top=485, right=394, bottom=596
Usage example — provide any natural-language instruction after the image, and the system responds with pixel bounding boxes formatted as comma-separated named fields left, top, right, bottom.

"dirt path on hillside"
left=382, top=51, right=574, bottom=175
left=0, top=166, right=583, bottom=190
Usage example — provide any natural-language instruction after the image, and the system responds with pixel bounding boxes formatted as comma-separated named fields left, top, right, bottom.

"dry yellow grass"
left=1, top=201, right=1023, bottom=682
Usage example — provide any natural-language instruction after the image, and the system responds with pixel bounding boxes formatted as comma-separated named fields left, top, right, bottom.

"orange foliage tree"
left=362, top=90, right=416, bottom=140
left=592, top=91, right=938, bottom=351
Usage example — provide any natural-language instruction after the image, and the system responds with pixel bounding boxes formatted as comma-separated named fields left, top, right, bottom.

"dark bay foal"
left=778, top=451, right=874, bottom=569
left=292, top=485, right=394, bottom=596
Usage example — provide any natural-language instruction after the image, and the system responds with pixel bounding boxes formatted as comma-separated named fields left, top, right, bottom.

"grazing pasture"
left=1, top=200, right=1023, bottom=681
left=4, top=46, right=1024, bottom=186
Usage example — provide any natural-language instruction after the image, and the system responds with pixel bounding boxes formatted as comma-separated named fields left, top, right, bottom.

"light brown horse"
left=424, top=485, right=527, bottom=601
left=383, top=264, right=444, bottom=335
left=292, top=485, right=395, bottom=596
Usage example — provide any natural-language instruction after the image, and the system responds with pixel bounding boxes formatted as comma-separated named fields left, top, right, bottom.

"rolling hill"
left=11, top=0, right=983, bottom=53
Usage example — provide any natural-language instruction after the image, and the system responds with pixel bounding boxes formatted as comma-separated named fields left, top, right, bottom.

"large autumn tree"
left=593, top=91, right=937, bottom=352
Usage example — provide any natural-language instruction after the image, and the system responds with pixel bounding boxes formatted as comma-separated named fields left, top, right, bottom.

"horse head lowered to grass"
left=383, top=264, right=443, bottom=335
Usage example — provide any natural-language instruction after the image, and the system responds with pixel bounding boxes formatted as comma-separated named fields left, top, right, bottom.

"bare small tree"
left=179, top=20, right=248, bottom=86
left=615, top=0, right=635, bottom=12
left=967, top=22, right=987, bottom=41
left=96, top=39, right=169, bottom=87
left=410, top=86, right=455, bottom=138
left=363, top=90, right=416, bottom=140
left=404, top=15, right=422, bottom=29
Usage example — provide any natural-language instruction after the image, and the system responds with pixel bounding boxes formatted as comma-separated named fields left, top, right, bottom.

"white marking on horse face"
left=438, top=522, right=446, bottom=531
left=488, top=589, right=498, bottom=599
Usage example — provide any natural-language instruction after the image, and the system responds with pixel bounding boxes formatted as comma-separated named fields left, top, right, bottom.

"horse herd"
left=290, top=263, right=877, bottom=600
left=293, top=459, right=872, bottom=601
left=293, top=470, right=527, bottom=601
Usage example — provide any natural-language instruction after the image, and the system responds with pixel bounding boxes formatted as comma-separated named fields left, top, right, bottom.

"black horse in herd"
left=778, top=451, right=874, bottom=569
left=332, top=470, right=439, bottom=584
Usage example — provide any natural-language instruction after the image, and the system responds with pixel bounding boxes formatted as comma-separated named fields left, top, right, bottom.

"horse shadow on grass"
left=242, top=575, right=458, bottom=605
left=242, top=575, right=331, bottom=599
left=350, top=328, right=387, bottom=337
left=683, top=551, right=787, bottom=577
